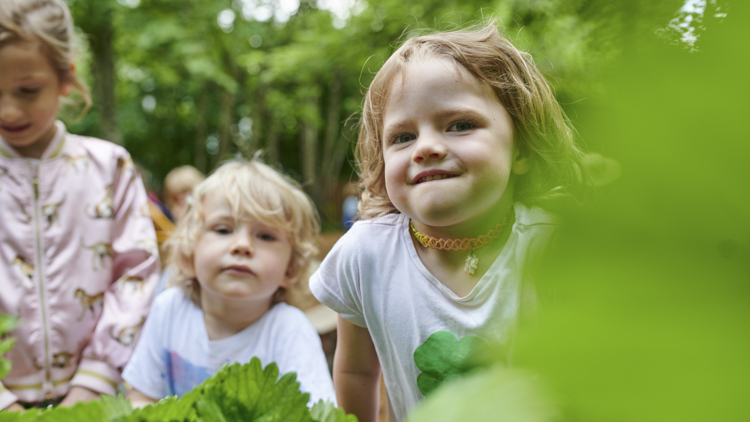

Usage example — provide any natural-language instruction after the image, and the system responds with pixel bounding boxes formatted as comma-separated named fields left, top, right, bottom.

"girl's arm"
left=59, top=386, right=100, bottom=406
left=71, top=150, right=159, bottom=396
left=127, top=387, right=158, bottom=408
left=333, top=316, right=381, bottom=422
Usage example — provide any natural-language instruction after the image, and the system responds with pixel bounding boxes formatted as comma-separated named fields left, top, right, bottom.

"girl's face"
left=190, top=190, right=293, bottom=303
left=0, top=41, right=72, bottom=158
left=382, top=57, right=528, bottom=232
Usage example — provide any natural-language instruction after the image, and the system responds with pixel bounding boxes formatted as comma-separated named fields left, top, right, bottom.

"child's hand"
left=5, top=402, right=24, bottom=412
left=59, top=386, right=100, bottom=406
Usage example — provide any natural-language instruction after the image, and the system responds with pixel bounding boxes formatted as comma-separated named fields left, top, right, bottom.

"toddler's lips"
left=223, top=265, right=255, bottom=275
left=0, top=123, right=32, bottom=133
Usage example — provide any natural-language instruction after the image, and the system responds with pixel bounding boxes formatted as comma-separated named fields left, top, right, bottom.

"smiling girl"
left=0, top=0, right=159, bottom=410
left=309, top=22, right=589, bottom=421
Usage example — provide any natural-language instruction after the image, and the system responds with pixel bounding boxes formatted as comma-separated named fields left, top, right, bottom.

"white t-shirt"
left=122, top=288, right=336, bottom=406
left=309, top=203, right=556, bottom=421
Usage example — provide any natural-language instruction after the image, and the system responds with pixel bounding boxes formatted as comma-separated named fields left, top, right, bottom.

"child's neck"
left=200, top=293, right=273, bottom=341
left=411, top=205, right=516, bottom=298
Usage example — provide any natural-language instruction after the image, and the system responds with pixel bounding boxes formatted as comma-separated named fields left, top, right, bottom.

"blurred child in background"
left=153, top=166, right=205, bottom=294
left=310, top=22, right=589, bottom=421
left=163, top=165, right=205, bottom=223
left=0, top=0, right=159, bottom=410
left=123, top=160, right=335, bottom=407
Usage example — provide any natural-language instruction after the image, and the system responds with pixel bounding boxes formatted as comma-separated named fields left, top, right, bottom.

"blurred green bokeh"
left=412, top=1, right=749, bottom=421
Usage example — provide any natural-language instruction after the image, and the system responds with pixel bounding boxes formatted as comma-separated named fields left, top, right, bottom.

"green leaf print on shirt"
left=414, top=331, right=486, bottom=396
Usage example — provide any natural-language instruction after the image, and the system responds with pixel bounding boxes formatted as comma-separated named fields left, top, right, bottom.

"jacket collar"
left=0, top=120, right=67, bottom=159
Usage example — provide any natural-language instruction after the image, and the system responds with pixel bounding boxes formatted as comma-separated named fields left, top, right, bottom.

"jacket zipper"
left=30, top=161, right=53, bottom=399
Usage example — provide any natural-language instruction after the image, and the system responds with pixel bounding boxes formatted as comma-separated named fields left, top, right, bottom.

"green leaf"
left=100, top=394, right=133, bottom=420
left=121, top=395, right=196, bottom=422
left=407, top=365, right=560, bottom=422
left=309, top=400, right=358, bottom=422
left=0, top=314, right=16, bottom=335
left=35, top=399, right=105, bottom=422
left=193, top=359, right=312, bottom=422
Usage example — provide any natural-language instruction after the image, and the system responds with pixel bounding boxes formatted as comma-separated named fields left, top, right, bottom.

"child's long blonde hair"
left=357, top=21, right=588, bottom=219
left=0, top=0, right=91, bottom=112
left=167, top=159, right=320, bottom=306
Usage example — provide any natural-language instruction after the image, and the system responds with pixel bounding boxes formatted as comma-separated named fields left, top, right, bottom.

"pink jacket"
left=0, top=122, right=159, bottom=407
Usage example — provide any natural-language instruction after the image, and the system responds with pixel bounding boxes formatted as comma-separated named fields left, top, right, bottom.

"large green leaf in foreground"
left=408, top=365, right=560, bottom=422
left=0, top=358, right=354, bottom=422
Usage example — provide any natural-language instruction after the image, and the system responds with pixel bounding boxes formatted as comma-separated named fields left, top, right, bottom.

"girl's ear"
left=59, top=63, right=75, bottom=97
left=511, top=145, right=531, bottom=175
left=280, top=260, right=295, bottom=289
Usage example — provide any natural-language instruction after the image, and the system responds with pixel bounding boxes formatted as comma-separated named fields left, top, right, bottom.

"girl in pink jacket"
left=0, top=0, right=159, bottom=410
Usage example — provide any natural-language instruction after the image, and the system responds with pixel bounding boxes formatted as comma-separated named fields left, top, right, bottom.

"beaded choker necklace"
left=410, top=210, right=512, bottom=275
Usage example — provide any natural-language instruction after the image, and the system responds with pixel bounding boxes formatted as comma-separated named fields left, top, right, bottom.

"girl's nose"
left=0, top=98, right=22, bottom=123
left=412, top=133, right=447, bottom=163
left=230, top=231, right=254, bottom=257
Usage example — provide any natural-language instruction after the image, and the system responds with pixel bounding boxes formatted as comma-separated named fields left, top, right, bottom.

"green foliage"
left=408, top=365, right=560, bottom=422
left=63, top=0, right=612, bottom=225
left=0, top=313, right=16, bottom=381
left=0, top=358, right=353, bottom=422
left=408, top=1, right=748, bottom=421
left=309, top=400, right=357, bottom=422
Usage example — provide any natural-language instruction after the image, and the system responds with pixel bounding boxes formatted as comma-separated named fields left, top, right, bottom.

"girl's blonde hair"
left=357, top=21, right=588, bottom=219
left=0, top=0, right=91, bottom=113
left=167, top=159, right=320, bottom=306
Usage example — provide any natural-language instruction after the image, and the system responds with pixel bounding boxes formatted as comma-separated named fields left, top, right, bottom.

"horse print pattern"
left=12, top=256, right=34, bottom=286
left=74, top=288, right=104, bottom=321
left=42, top=195, right=66, bottom=229
left=63, top=154, right=89, bottom=174
left=80, top=239, right=113, bottom=271
left=109, top=317, right=146, bottom=347
left=86, top=185, right=114, bottom=219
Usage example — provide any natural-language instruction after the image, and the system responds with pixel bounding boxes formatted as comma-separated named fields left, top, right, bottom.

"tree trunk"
left=217, top=88, right=233, bottom=160
left=88, top=3, right=119, bottom=143
left=320, top=71, right=345, bottom=222
left=300, top=95, right=320, bottom=205
left=194, top=84, right=208, bottom=173
left=265, top=113, right=280, bottom=165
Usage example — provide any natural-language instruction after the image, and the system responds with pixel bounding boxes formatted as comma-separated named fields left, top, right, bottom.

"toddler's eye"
left=213, top=226, right=232, bottom=235
left=449, top=121, right=474, bottom=132
left=392, top=134, right=416, bottom=144
left=258, top=233, right=277, bottom=241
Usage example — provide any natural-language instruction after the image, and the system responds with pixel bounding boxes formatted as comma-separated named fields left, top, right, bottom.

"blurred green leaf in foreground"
left=410, top=1, right=750, bottom=421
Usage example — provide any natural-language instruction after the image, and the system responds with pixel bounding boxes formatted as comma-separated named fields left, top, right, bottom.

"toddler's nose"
left=230, top=232, right=254, bottom=257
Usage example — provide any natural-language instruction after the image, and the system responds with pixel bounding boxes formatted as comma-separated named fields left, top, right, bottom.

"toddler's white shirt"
left=123, top=288, right=336, bottom=406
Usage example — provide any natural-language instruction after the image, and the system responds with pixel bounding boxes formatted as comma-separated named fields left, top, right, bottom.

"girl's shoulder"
left=333, top=212, right=407, bottom=253
left=352, top=212, right=405, bottom=229
left=63, top=132, right=132, bottom=162
left=151, top=287, right=197, bottom=320
left=513, top=202, right=559, bottom=228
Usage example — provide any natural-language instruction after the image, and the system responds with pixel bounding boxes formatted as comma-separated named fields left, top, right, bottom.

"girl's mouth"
left=414, top=173, right=457, bottom=184
left=1, top=123, right=32, bottom=134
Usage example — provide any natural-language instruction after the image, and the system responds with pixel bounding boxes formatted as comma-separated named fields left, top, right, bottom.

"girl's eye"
left=213, top=226, right=232, bottom=235
left=258, top=233, right=277, bottom=241
left=449, top=121, right=474, bottom=132
left=392, top=133, right=416, bottom=144
left=20, top=88, right=40, bottom=95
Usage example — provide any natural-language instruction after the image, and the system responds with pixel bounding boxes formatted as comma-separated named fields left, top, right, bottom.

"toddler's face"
left=381, top=57, right=527, bottom=231
left=0, top=41, right=72, bottom=158
left=191, top=191, right=293, bottom=303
